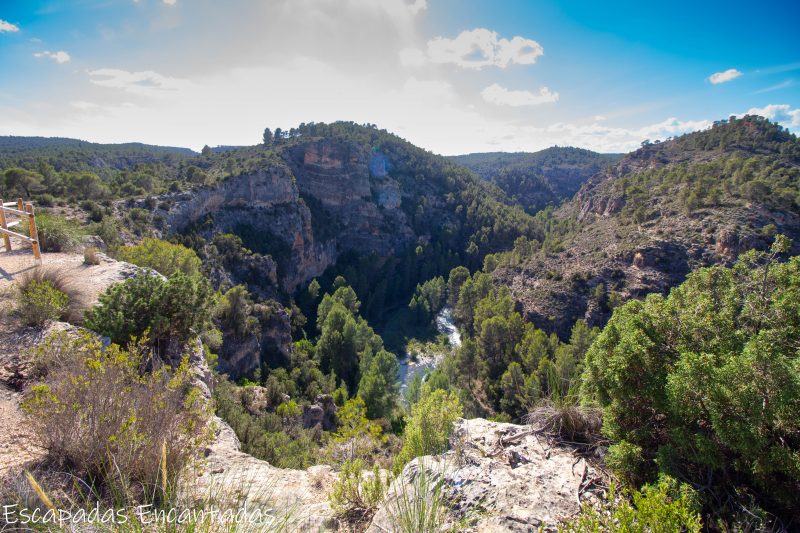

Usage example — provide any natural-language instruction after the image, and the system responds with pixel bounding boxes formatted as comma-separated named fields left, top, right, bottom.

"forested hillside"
left=489, top=115, right=800, bottom=337
left=0, top=136, right=200, bottom=198
left=450, top=147, right=621, bottom=213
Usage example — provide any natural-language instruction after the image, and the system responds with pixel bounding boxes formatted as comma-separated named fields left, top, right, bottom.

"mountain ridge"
left=490, top=115, right=800, bottom=337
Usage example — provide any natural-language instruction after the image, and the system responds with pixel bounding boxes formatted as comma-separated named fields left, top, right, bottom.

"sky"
left=0, top=0, right=798, bottom=154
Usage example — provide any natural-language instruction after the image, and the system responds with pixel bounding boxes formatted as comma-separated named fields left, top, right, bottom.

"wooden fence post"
left=25, top=202, right=42, bottom=263
left=0, top=198, right=11, bottom=251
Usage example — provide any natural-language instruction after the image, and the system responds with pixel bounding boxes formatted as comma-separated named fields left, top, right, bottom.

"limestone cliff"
left=155, top=138, right=414, bottom=294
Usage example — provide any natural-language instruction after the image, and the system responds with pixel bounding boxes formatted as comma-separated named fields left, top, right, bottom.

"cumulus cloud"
left=33, top=50, right=71, bottom=63
left=708, top=68, right=742, bottom=84
left=422, top=28, right=544, bottom=69
left=481, top=83, right=558, bottom=106
left=539, top=117, right=713, bottom=152
left=742, top=104, right=800, bottom=129
left=0, top=19, right=19, bottom=32
left=88, top=68, right=189, bottom=95
left=163, top=0, right=177, bottom=4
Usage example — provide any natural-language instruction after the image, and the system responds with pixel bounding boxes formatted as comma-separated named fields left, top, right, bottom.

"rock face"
left=368, top=418, right=604, bottom=532
left=190, top=416, right=338, bottom=532
left=217, top=304, right=293, bottom=378
left=156, top=139, right=415, bottom=293
left=302, top=395, right=337, bottom=431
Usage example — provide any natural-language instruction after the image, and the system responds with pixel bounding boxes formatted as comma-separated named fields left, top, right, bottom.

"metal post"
left=25, top=203, right=42, bottom=263
left=0, top=199, right=11, bottom=251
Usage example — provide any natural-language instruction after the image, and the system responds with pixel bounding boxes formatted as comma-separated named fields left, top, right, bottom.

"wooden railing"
left=0, top=198, right=42, bottom=263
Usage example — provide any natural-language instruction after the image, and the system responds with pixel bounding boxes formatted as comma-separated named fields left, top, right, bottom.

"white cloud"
left=742, top=104, right=800, bottom=129
left=88, top=68, right=189, bottom=95
left=481, top=83, right=558, bottom=107
left=708, top=68, right=742, bottom=84
left=538, top=117, right=713, bottom=152
left=33, top=50, right=71, bottom=63
left=71, top=101, right=100, bottom=110
left=163, top=0, right=177, bottom=4
left=3, top=2, right=751, bottom=156
left=407, top=0, right=427, bottom=15
left=398, top=47, right=428, bottom=67
left=0, top=19, right=19, bottom=32
left=424, top=28, right=543, bottom=69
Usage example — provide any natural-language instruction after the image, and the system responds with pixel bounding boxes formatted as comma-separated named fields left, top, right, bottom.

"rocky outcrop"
left=153, top=139, right=414, bottom=293
left=289, top=140, right=371, bottom=206
left=217, top=303, right=293, bottom=379
left=368, top=418, right=605, bottom=532
left=190, top=416, right=338, bottom=531
left=160, top=167, right=299, bottom=226
left=302, top=395, right=337, bottom=431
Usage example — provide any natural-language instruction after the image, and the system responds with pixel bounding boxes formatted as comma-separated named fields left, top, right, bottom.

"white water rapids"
left=397, top=307, right=461, bottom=398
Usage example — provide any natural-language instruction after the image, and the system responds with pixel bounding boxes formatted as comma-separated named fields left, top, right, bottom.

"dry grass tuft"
left=17, top=266, right=90, bottom=324
left=525, top=403, right=603, bottom=444
left=83, top=246, right=101, bottom=266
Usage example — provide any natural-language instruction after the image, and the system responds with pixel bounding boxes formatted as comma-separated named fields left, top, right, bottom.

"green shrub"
left=84, top=272, right=216, bottom=348
left=27, top=212, right=83, bottom=252
left=326, top=397, right=386, bottom=466
left=18, top=279, right=68, bottom=326
left=559, top=477, right=702, bottom=532
left=212, top=379, right=321, bottom=469
left=217, top=284, right=258, bottom=338
left=16, top=266, right=88, bottom=324
left=605, top=441, right=646, bottom=486
left=22, top=330, right=208, bottom=503
left=581, top=236, right=800, bottom=516
left=116, top=237, right=202, bottom=277
left=329, top=459, right=385, bottom=522
left=90, top=216, right=122, bottom=249
left=394, top=388, right=462, bottom=472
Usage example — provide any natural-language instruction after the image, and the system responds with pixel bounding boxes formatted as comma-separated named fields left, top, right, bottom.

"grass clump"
left=18, top=279, right=68, bottom=326
left=384, top=460, right=454, bottom=533
left=16, top=267, right=88, bottom=325
left=83, top=246, right=101, bottom=265
left=27, top=212, right=84, bottom=252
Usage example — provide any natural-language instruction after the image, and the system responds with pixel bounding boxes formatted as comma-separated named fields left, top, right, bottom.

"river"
left=397, top=307, right=461, bottom=398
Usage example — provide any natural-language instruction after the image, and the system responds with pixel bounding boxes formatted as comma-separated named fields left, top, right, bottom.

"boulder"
left=189, top=416, right=338, bottom=532
left=368, top=418, right=606, bottom=532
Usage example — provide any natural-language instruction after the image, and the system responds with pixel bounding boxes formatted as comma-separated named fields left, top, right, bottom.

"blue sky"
left=1, top=0, right=798, bottom=153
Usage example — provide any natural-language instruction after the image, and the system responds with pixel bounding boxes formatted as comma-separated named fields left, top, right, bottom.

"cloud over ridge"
left=481, top=83, right=559, bottom=106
